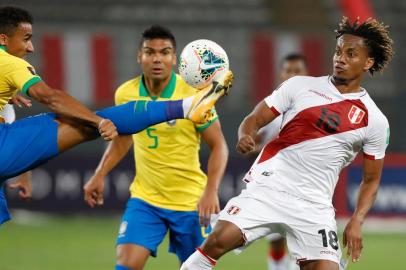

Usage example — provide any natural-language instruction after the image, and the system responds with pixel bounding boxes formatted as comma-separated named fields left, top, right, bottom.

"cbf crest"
left=348, top=105, right=365, bottom=124
left=118, top=221, right=128, bottom=238
left=166, top=120, right=176, bottom=126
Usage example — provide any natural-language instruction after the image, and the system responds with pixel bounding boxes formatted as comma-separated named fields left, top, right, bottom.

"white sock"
left=182, top=95, right=195, bottom=117
left=268, top=254, right=290, bottom=270
left=180, top=248, right=216, bottom=270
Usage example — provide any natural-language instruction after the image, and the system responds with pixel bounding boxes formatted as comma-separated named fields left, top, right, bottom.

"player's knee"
left=116, top=252, right=135, bottom=269
left=116, top=244, right=149, bottom=270
left=202, top=222, right=244, bottom=258
left=205, top=231, right=228, bottom=252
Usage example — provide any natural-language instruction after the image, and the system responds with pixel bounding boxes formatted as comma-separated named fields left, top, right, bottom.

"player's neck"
left=331, top=75, right=363, bottom=94
left=143, top=75, right=171, bottom=97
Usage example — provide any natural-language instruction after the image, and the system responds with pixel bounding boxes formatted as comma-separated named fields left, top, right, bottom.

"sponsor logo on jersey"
left=308, top=89, right=333, bottom=101
left=166, top=119, right=177, bottom=126
left=27, top=66, right=37, bottom=75
left=261, top=171, right=272, bottom=176
left=320, top=250, right=338, bottom=256
left=227, top=205, right=241, bottom=215
left=348, top=105, right=365, bottom=124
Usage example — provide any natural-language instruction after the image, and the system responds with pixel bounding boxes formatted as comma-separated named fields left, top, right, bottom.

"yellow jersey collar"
left=139, top=71, right=177, bottom=100
left=0, top=45, right=6, bottom=51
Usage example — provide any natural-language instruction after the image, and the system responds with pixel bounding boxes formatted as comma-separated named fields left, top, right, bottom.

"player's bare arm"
left=343, top=158, right=384, bottom=263
left=84, top=135, right=133, bottom=207
left=198, top=121, right=228, bottom=227
left=27, top=81, right=118, bottom=140
left=237, top=101, right=277, bottom=154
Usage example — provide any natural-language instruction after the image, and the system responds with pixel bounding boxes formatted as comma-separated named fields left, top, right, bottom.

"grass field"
left=0, top=214, right=405, bottom=270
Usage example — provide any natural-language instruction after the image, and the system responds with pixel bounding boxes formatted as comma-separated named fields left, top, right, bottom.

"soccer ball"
left=178, top=39, right=229, bottom=89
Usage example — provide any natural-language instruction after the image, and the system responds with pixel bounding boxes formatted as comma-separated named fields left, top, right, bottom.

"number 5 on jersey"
left=146, top=127, right=158, bottom=149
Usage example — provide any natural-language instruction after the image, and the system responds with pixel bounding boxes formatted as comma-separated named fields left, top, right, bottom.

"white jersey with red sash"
left=246, top=75, right=389, bottom=207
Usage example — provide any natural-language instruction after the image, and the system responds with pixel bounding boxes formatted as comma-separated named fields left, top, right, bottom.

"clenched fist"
left=98, top=119, right=118, bottom=141
left=236, top=134, right=255, bottom=154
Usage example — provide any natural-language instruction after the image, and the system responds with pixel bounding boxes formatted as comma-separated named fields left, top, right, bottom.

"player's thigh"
left=213, top=192, right=278, bottom=257
left=203, top=219, right=246, bottom=252
left=116, top=198, right=168, bottom=258
left=55, top=117, right=98, bottom=151
left=217, top=188, right=279, bottom=245
left=167, top=210, right=210, bottom=262
left=301, top=260, right=339, bottom=270
left=285, top=202, right=341, bottom=267
left=116, top=243, right=150, bottom=270
left=0, top=113, right=58, bottom=182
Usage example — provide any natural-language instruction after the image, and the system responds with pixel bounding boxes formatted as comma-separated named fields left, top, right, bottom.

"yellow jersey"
left=0, top=45, right=42, bottom=111
left=115, top=72, right=218, bottom=211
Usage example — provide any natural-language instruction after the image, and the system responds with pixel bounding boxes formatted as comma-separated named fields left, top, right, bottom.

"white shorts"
left=218, top=182, right=341, bottom=265
left=265, top=233, right=283, bottom=241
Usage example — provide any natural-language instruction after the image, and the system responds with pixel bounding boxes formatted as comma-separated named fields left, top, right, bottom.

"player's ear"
left=137, top=51, right=141, bottom=64
left=172, top=52, right=177, bottom=66
left=364, top=57, right=374, bottom=72
left=0, top=34, right=8, bottom=46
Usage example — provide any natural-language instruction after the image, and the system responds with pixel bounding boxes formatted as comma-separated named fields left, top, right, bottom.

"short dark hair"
left=335, top=16, right=394, bottom=75
left=139, top=25, right=176, bottom=50
left=0, top=6, right=33, bottom=35
left=281, top=53, right=308, bottom=67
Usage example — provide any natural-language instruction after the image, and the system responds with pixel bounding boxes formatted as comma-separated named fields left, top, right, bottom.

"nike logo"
left=199, top=62, right=224, bottom=70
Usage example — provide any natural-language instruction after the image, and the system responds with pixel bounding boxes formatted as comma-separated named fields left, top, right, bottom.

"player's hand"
left=84, top=173, right=105, bottom=208
left=236, top=134, right=255, bottom=154
left=98, top=119, right=118, bottom=141
left=7, top=172, right=33, bottom=200
left=343, top=217, right=363, bottom=263
left=197, top=188, right=220, bottom=228
left=9, top=93, right=32, bottom=108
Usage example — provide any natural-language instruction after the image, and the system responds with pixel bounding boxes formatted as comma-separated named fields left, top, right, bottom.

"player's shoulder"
left=277, top=75, right=327, bottom=94
left=361, top=91, right=389, bottom=127
left=116, top=76, right=141, bottom=95
left=361, top=94, right=389, bottom=125
left=0, top=51, right=34, bottom=70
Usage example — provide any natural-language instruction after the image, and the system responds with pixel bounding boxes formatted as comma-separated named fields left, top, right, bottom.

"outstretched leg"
left=96, top=70, right=233, bottom=135
left=0, top=71, right=233, bottom=183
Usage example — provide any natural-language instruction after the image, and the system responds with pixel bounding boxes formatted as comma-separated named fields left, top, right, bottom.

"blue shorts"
left=0, top=186, right=11, bottom=225
left=117, top=198, right=211, bottom=262
left=0, top=113, right=59, bottom=184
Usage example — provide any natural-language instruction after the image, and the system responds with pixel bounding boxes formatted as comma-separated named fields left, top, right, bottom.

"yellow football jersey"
left=0, top=45, right=42, bottom=111
left=115, top=72, right=218, bottom=211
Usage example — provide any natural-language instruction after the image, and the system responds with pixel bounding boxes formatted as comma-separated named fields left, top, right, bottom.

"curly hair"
left=139, top=24, right=176, bottom=51
left=335, top=17, right=394, bottom=75
left=0, top=6, right=33, bottom=35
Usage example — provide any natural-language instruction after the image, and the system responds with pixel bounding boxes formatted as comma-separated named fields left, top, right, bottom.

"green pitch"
left=0, top=215, right=404, bottom=270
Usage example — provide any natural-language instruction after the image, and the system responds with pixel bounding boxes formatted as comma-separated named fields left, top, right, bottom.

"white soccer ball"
left=178, top=39, right=229, bottom=89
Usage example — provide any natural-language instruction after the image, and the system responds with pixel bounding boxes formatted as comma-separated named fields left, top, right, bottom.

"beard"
left=331, top=74, right=349, bottom=86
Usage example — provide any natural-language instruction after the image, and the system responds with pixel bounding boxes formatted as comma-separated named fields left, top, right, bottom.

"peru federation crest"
left=227, top=205, right=241, bottom=215
left=348, top=105, right=365, bottom=124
